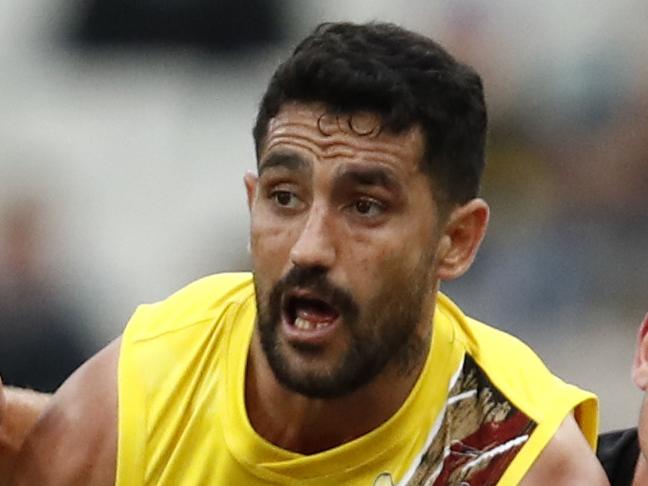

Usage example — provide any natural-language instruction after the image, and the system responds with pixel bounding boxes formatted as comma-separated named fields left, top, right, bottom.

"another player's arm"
left=9, top=338, right=121, bottom=486
left=520, top=413, right=610, bottom=485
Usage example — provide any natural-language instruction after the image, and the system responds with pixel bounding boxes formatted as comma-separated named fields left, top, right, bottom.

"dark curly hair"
left=253, top=21, right=487, bottom=205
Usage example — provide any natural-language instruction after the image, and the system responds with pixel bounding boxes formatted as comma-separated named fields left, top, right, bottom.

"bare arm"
left=520, top=413, right=610, bottom=485
left=0, top=382, right=51, bottom=483
left=8, top=338, right=121, bottom=486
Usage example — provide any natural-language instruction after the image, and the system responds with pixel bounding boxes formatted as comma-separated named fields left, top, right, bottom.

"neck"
left=245, top=324, right=431, bottom=455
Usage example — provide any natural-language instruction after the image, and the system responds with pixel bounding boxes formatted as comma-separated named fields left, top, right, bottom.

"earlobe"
left=243, top=170, right=258, bottom=211
left=632, top=314, right=648, bottom=390
left=436, top=198, right=489, bottom=281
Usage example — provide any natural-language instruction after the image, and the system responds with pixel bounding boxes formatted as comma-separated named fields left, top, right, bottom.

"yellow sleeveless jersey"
left=116, top=273, right=598, bottom=486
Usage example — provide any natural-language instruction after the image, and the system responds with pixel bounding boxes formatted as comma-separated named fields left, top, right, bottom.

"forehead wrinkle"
left=318, top=144, right=357, bottom=160
left=265, top=110, right=424, bottom=173
left=258, top=151, right=312, bottom=176
left=322, top=131, right=421, bottom=162
left=263, top=134, right=359, bottom=166
left=313, top=136, right=420, bottom=170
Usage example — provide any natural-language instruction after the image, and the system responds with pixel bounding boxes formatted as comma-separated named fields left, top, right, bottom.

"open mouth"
left=284, top=293, right=341, bottom=332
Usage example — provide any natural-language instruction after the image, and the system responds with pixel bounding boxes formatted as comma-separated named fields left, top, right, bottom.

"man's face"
left=247, top=102, right=445, bottom=399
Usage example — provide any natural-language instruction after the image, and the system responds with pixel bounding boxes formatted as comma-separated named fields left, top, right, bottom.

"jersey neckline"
left=220, top=288, right=463, bottom=482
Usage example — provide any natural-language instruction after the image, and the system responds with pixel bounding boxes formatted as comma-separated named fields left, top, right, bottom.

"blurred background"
left=1, top=0, right=646, bottom=430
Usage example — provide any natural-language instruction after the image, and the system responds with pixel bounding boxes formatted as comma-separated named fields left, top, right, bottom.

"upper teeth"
left=294, top=317, right=329, bottom=330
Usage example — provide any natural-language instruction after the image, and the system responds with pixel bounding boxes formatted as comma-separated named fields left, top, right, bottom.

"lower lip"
left=281, top=315, right=340, bottom=346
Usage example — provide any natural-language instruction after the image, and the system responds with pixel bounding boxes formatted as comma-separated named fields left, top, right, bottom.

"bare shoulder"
left=10, top=338, right=121, bottom=486
left=520, top=413, right=610, bottom=485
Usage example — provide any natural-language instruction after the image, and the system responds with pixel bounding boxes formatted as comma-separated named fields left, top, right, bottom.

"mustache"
left=270, top=266, right=358, bottom=318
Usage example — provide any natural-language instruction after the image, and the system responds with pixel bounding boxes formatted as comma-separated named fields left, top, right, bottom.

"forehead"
left=260, top=102, right=425, bottom=175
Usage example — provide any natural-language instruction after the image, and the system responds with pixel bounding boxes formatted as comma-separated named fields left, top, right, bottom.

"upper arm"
left=10, top=338, right=121, bottom=486
left=520, top=413, right=610, bottom=485
left=0, top=385, right=51, bottom=484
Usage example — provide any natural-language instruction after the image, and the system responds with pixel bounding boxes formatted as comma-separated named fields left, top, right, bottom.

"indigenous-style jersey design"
left=116, top=273, right=598, bottom=486
left=404, top=355, right=537, bottom=485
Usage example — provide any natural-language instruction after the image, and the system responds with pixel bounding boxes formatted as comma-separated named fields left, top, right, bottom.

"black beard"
left=254, top=266, right=427, bottom=399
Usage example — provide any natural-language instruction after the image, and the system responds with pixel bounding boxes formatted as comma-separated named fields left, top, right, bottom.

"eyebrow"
left=258, top=152, right=311, bottom=176
left=335, top=166, right=401, bottom=191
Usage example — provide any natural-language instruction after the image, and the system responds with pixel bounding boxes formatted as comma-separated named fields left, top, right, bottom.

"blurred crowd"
left=0, top=201, right=92, bottom=391
left=436, top=0, right=648, bottom=329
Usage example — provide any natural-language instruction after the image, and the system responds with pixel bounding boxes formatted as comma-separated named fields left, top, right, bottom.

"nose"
left=289, top=204, right=336, bottom=270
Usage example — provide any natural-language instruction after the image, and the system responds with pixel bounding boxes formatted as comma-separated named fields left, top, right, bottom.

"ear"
left=435, top=198, right=489, bottom=281
left=632, top=314, right=648, bottom=390
left=243, top=170, right=258, bottom=211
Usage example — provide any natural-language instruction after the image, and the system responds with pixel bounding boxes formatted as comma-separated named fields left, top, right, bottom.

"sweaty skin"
left=1, top=103, right=608, bottom=485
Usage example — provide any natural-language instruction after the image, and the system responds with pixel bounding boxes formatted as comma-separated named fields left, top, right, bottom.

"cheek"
left=350, top=226, right=431, bottom=271
left=250, top=212, right=297, bottom=270
left=343, top=234, right=417, bottom=293
left=341, top=223, right=437, bottom=302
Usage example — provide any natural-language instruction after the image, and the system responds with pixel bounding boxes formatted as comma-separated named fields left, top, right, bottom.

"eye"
left=271, top=190, right=301, bottom=209
left=351, top=198, right=385, bottom=217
